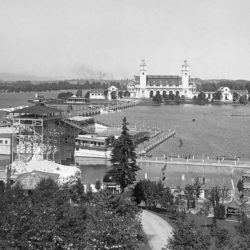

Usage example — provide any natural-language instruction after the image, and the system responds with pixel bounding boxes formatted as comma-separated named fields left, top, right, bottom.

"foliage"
left=214, top=228, right=231, bottom=249
left=107, top=117, right=140, bottom=192
left=152, top=92, right=162, bottom=103
left=167, top=221, right=211, bottom=250
left=95, top=179, right=101, bottom=190
left=193, top=177, right=202, bottom=209
left=213, top=91, right=222, bottom=101
left=233, top=91, right=239, bottom=102
left=124, top=90, right=130, bottom=97
left=103, top=89, right=109, bottom=98
left=84, top=91, right=90, bottom=99
left=111, top=91, right=117, bottom=99
left=184, top=184, right=195, bottom=210
left=239, top=95, right=248, bottom=104
left=76, top=89, right=82, bottom=97
left=214, top=204, right=225, bottom=219
left=118, top=90, right=123, bottom=98
left=237, top=179, right=244, bottom=193
left=208, top=185, right=221, bottom=226
left=57, top=91, right=73, bottom=99
left=0, top=179, right=143, bottom=250
left=133, top=179, right=166, bottom=209
left=85, top=190, right=143, bottom=249
left=0, top=179, right=87, bottom=249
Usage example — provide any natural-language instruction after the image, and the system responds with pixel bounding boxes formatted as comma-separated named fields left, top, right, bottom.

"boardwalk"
left=137, top=156, right=250, bottom=169
left=137, top=130, right=176, bottom=155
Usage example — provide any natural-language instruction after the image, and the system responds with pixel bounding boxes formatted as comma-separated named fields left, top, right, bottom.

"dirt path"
left=141, top=210, right=173, bottom=250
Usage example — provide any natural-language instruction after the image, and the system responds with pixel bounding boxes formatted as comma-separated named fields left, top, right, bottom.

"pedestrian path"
left=141, top=210, right=173, bottom=250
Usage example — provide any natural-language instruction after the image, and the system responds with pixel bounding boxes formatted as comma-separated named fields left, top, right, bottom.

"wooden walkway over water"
left=137, top=156, right=250, bottom=169
left=136, top=130, right=176, bottom=155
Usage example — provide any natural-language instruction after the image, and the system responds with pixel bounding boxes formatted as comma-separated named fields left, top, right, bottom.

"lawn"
left=147, top=208, right=240, bottom=236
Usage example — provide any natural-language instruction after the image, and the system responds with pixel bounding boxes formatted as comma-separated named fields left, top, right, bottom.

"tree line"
left=0, top=80, right=124, bottom=93
left=197, top=80, right=250, bottom=93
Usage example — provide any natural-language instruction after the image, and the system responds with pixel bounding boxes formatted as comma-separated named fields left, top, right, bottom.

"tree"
left=85, top=190, right=143, bottom=249
left=76, top=89, right=82, bottom=97
left=239, top=95, right=248, bottom=104
left=184, top=184, right=195, bottom=210
left=201, top=200, right=210, bottom=227
left=107, top=117, right=140, bottom=192
left=118, top=90, right=123, bottom=98
left=104, top=89, right=109, bottom=99
left=110, top=91, right=117, bottom=99
left=95, top=179, right=101, bottom=191
left=152, top=93, right=162, bottom=104
left=214, top=228, right=231, bottom=249
left=167, top=221, right=211, bottom=250
left=57, top=91, right=73, bottom=99
left=85, top=91, right=90, bottom=99
left=213, top=91, right=222, bottom=101
left=160, top=187, right=174, bottom=210
left=237, top=179, right=244, bottom=194
left=208, top=186, right=221, bottom=229
left=0, top=179, right=87, bottom=249
left=193, top=177, right=202, bottom=210
left=168, top=92, right=175, bottom=100
left=233, top=92, right=239, bottom=102
left=124, top=90, right=130, bottom=97
left=133, top=179, right=165, bottom=209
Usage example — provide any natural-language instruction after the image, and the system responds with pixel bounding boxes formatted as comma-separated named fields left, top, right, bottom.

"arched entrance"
left=150, top=90, right=154, bottom=98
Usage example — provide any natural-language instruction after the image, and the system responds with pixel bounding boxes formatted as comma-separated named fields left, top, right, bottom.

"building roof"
left=233, top=89, right=249, bottom=95
left=0, top=127, right=13, bottom=134
left=134, top=75, right=182, bottom=86
left=13, top=170, right=59, bottom=190
left=68, top=116, right=94, bottom=122
left=10, top=104, right=61, bottom=115
left=89, top=89, right=105, bottom=94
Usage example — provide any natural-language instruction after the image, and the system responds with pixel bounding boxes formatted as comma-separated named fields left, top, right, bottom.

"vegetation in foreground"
left=132, top=176, right=250, bottom=249
left=0, top=179, right=144, bottom=249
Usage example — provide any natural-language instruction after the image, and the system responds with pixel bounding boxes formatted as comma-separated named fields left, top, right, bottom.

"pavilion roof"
left=13, top=170, right=59, bottom=190
left=10, top=104, right=61, bottom=115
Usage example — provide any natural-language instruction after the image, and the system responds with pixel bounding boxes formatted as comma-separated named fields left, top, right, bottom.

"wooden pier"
left=137, top=130, right=176, bottom=155
left=137, top=156, right=250, bottom=169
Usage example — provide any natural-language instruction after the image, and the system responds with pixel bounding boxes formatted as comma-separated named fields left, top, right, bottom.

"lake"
left=1, top=91, right=250, bottom=184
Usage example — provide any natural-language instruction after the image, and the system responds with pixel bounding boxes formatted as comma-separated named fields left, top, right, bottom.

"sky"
left=0, top=0, right=250, bottom=80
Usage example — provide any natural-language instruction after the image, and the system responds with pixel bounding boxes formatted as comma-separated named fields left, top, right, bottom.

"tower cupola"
left=182, top=60, right=190, bottom=88
left=139, top=59, right=147, bottom=88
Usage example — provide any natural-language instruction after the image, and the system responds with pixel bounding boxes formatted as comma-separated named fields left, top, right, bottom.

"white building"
left=127, top=60, right=196, bottom=99
left=217, top=87, right=233, bottom=101
left=89, top=86, right=118, bottom=101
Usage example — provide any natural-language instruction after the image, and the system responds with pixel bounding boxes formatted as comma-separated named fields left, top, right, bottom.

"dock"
left=137, top=130, right=176, bottom=155
left=137, top=156, right=250, bottom=169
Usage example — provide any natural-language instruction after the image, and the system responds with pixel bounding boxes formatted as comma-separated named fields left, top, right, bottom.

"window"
left=5, top=140, right=8, bottom=144
left=0, top=140, right=2, bottom=144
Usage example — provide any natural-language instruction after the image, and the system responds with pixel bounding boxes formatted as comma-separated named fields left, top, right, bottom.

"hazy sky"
left=0, top=0, right=250, bottom=80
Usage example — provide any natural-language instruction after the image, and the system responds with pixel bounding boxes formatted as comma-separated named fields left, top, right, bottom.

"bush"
left=215, top=204, right=225, bottom=219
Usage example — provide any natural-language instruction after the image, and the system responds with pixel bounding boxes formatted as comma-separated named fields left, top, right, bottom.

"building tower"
left=181, top=60, right=190, bottom=89
left=140, top=59, right=147, bottom=88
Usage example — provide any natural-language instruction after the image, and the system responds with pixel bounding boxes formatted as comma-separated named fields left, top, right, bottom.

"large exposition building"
left=128, top=60, right=197, bottom=99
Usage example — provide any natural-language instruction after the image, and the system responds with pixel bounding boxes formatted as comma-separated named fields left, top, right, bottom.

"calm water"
left=0, top=89, right=80, bottom=108
left=1, top=91, right=250, bottom=184
left=82, top=103, right=250, bottom=184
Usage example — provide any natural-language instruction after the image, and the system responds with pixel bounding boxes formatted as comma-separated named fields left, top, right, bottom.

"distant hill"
left=193, top=78, right=250, bottom=85
left=0, top=72, right=54, bottom=82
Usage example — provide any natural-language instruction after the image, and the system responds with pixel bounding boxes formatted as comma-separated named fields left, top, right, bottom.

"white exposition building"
left=128, top=60, right=196, bottom=99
